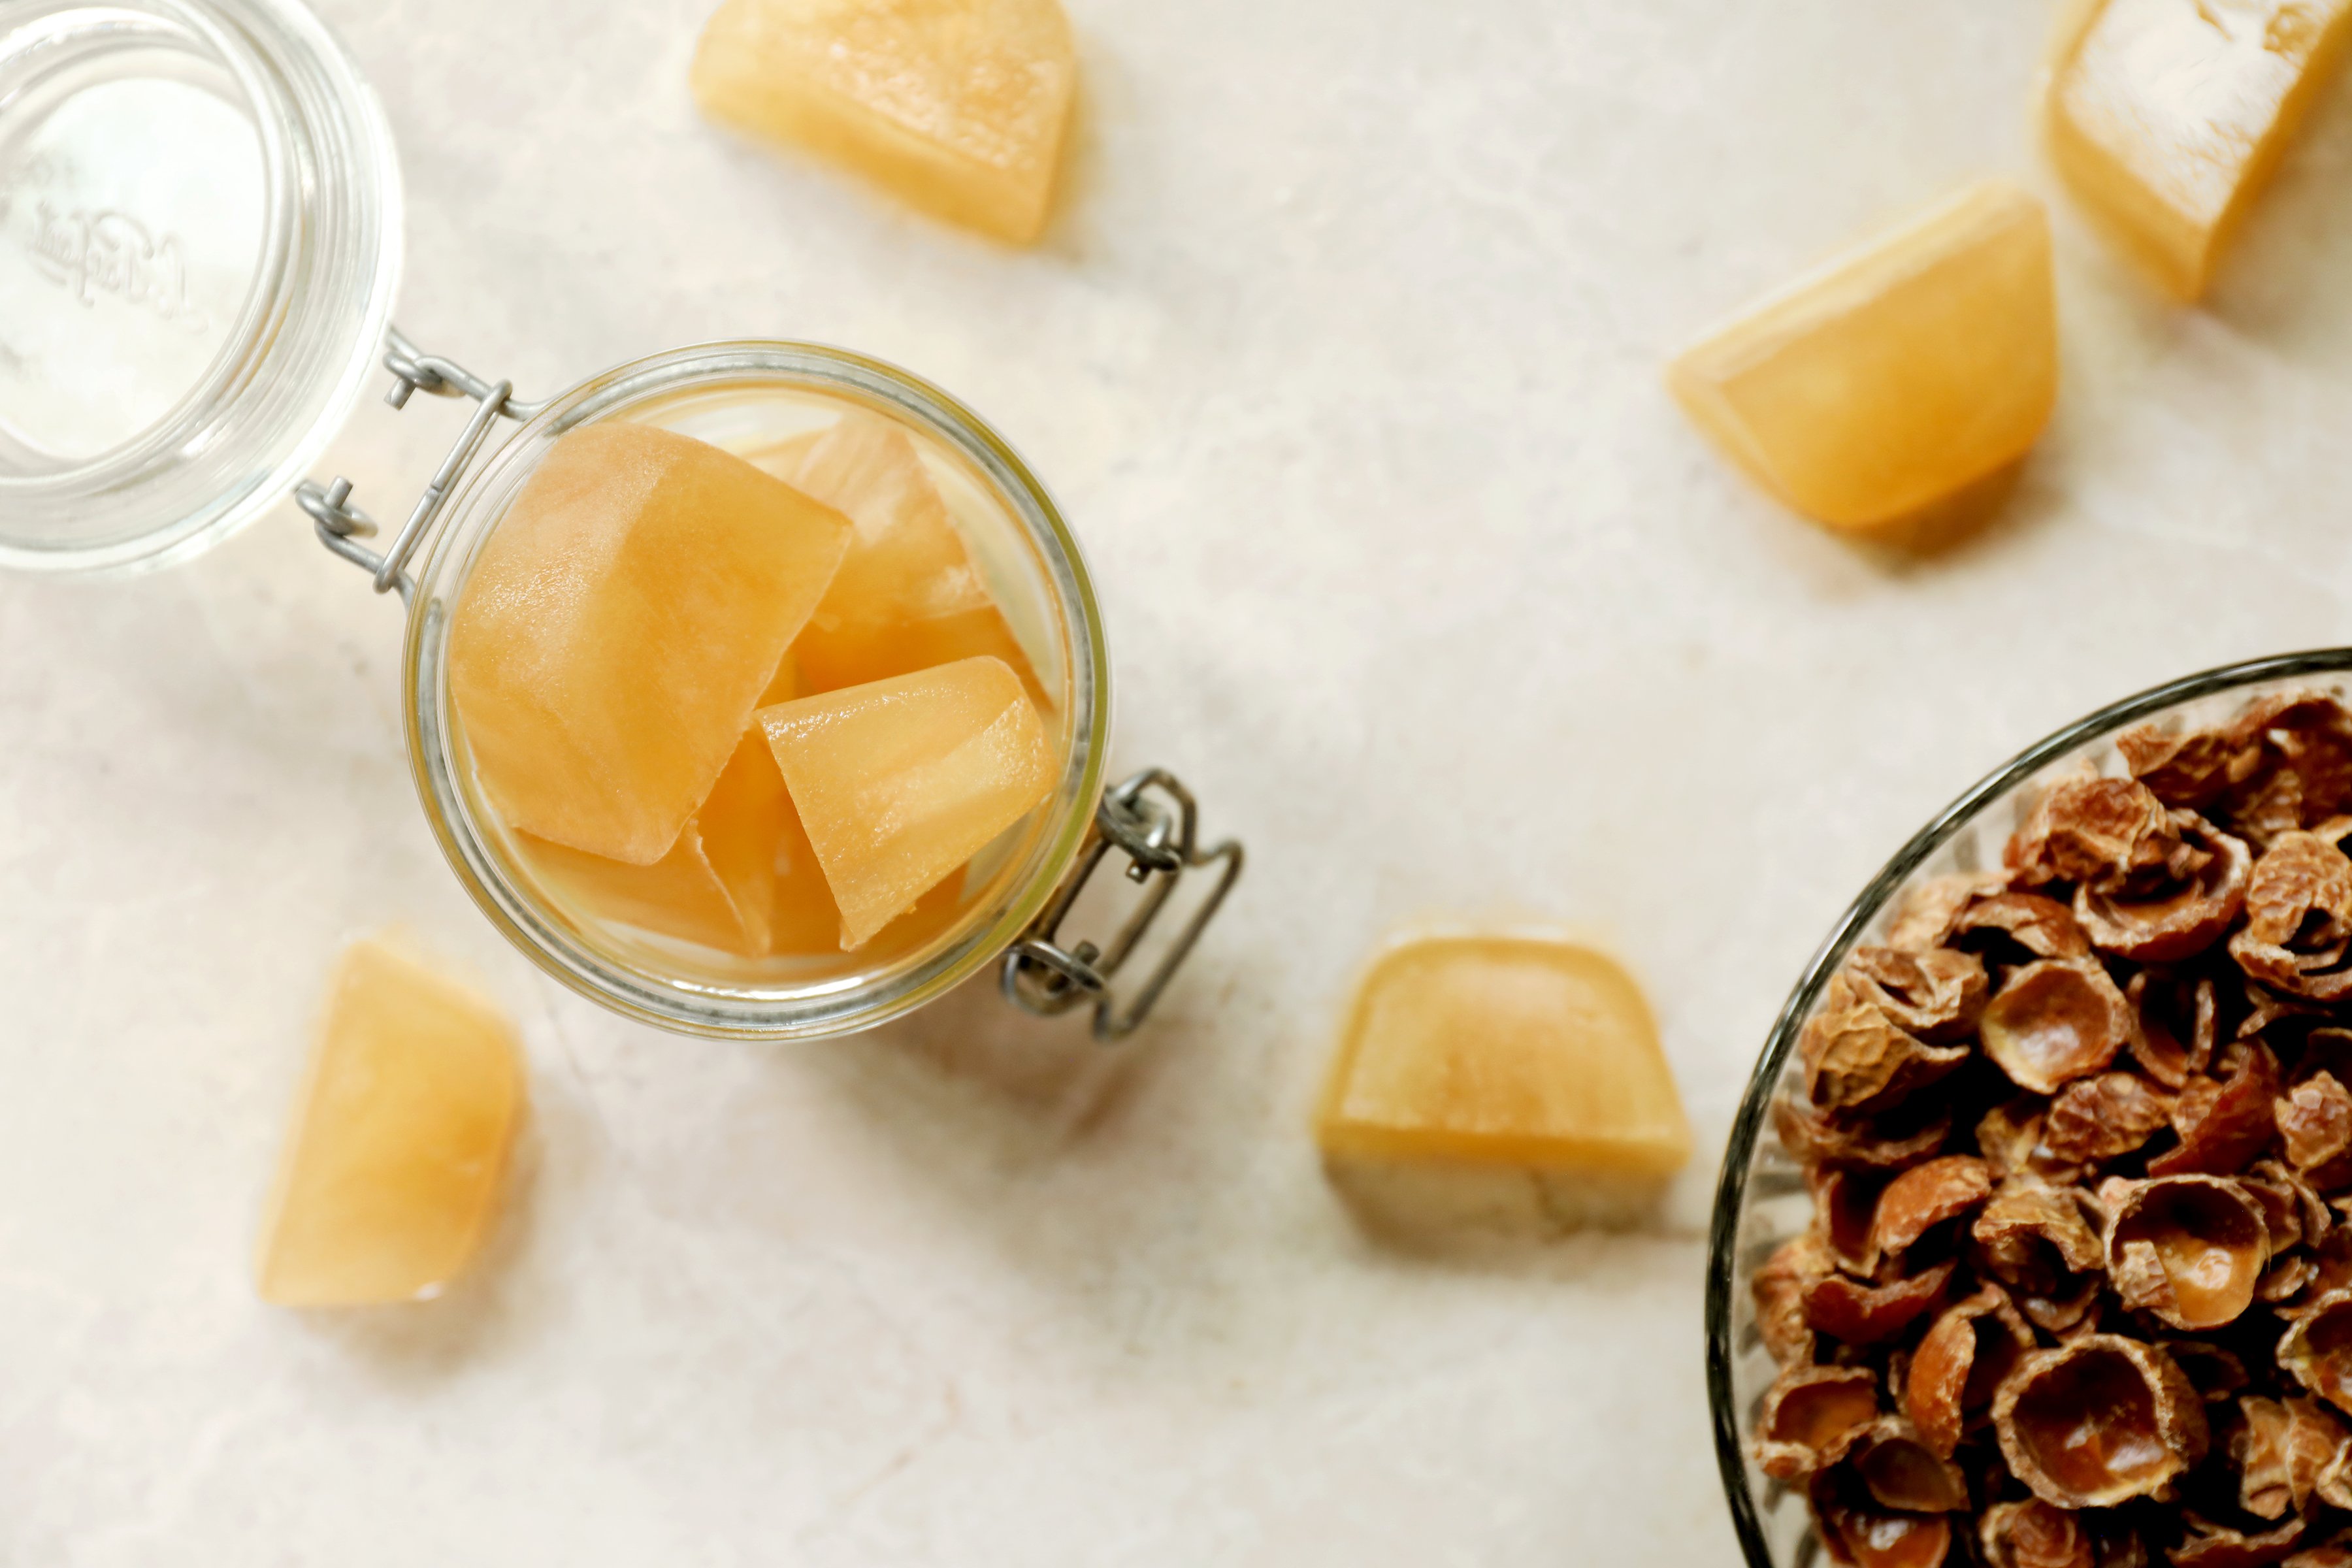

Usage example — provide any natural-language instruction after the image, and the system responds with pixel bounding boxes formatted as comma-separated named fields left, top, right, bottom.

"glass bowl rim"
left=1701, top=644, right=2352, bottom=1565
left=399, top=337, right=1112, bottom=1041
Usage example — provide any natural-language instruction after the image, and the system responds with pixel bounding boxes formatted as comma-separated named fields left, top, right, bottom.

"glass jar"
left=0, top=0, right=1239, bottom=1041
left=0, top=0, right=400, bottom=572
left=1704, top=648, right=2352, bottom=1568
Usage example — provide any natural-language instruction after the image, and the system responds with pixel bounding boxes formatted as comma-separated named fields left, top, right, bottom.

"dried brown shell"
left=1973, top=1179, right=2108, bottom=1332
left=1849, top=1416, right=1969, bottom=1512
left=2246, top=983, right=2327, bottom=1040
left=1871, top=1156, right=1994, bottom=1264
left=2169, top=1341, right=2253, bottom=1404
left=2046, top=1073, right=2178, bottom=1165
left=2009, top=777, right=2183, bottom=890
left=2103, top=1175, right=2270, bottom=1330
left=2322, top=1444, right=2352, bottom=1512
left=1846, top=946, right=1991, bottom=1045
left=2232, top=1395, right=2351, bottom=1520
left=2232, top=832, right=2352, bottom=1002
left=1754, top=1234, right=1833, bottom=1365
left=1887, top=871, right=2010, bottom=953
left=1776, top=1096, right=1953, bottom=1173
left=1803, top=987, right=1972, bottom=1118
left=2121, top=717, right=2258, bottom=811
left=2266, top=1254, right=2323, bottom=1304
left=1993, top=1335, right=2208, bottom=1508
left=1806, top=1260, right=1958, bottom=1347
left=2149, top=1045, right=2283, bottom=1179
left=2225, top=694, right=2352, bottom=849
left=2280, top=1073, right=2352, bottom=1175
left=2280, top=1291, right=2352, bottom=1417
left=1757, top=1364, right=1881, bottom=1482
left=2232, top=947, right=2352, bottom=1006
left=2170, top=1516, right=2312, bottom=1568
left=2290, top=1229, right=2352, bottom=1313
left=2283, top=1540, right=2352, bottom=1568
left=2240, top=832, right=2352, bottom=947
left=2243, top=1160, right=2331, bottom=1254
left=2077, top=812, right=2251, bottom=964
left=1952, top=890, right=2095, bottom=964
left=1815, top=1166, right=1889, bottom=1277
left=1981, top=959, right=2134, bottom=1096
left=1981, top=1500, right=2094, bottom=1568
left=1812, top=1478, right=1955, bottom=1568
left=1978, top=1100, right=2074, bottom=1186
left=2129, top=969, right=2217, bottom=1090
left=1904, top=1286, right=2036, bottom=1457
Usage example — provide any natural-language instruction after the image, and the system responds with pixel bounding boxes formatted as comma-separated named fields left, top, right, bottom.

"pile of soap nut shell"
left=1757, top=694, right=2352, bottom=1568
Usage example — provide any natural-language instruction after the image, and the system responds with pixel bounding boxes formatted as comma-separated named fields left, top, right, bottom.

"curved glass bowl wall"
left=1703, top=648, right=2352, bottom=1568
left=404, top=342, right=1110, bottom=1040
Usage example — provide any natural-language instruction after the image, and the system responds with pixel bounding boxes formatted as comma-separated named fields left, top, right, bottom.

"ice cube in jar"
left=448, top=423, right=852, bottom=866
left=780, top=412, right=1046, bottom=704
left=452, top=389, right=1071, bottom=988
left=759, top=655, right=1054, bottom=949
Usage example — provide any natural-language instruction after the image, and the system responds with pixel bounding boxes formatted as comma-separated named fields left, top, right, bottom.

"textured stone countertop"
left=8, top=0, right=2352, bottom=1561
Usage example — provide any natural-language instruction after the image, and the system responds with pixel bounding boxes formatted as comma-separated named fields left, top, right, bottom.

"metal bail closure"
left=1002, top=768, right=1245, bottom=1041
left=296, top=327, right=548, bottom=603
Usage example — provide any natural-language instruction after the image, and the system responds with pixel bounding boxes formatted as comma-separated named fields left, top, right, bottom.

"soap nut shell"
left=1992, top=1335, right=2208, bottom=1509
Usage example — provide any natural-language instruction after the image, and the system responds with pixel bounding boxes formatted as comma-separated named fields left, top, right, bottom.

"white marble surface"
left=9, top=0, right=2352, bottom=1560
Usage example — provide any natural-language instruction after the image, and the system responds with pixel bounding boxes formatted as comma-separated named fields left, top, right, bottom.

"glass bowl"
left=1703, top=646, right=2352, bottom=1567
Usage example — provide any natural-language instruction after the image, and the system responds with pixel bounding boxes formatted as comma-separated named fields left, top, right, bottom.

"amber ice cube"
left=519, top=817, right=764, bottom=956
left=759, top=654, right=1054, bottom=948
left=2048, top=0, right=2352, bottom=300
left=529, top=649, right=823, bottom=959
left=779, top=412, right=1045, bottom=705
left=523, top=654, right=969, bottom=960
left=690, top=0, right=1077, bottom=243
left=1316, top=933, right=1691, bottom=1179
left=512, top=653, right=805, bottom=958
left=1669, top=180, right=2057, bottom=531
left=448, top=422, right=851, bottom=867
left=708, top=698, right=978, bottom=958
left=255, top=938, right=523, bottom=1307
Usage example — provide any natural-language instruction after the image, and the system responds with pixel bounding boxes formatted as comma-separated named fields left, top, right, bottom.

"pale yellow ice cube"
left=1669, top=181, right=2057, bottom=531
left=758, top=655, right=1053, bottom=947
left=779, top=412, right=1043, bottom=704
left=255, top=939, right=523, bottom=1307
left=2048, top=0, right=2352, bottom=299
left=691, top=0, right=1076, bottom=243
left=448, top=423, right=851, bottom=866
left=1316, top=934, right=1690, bottom=1177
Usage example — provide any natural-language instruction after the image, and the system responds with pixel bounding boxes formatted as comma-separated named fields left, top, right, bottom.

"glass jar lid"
left=0, top=0, right=399, bottom=572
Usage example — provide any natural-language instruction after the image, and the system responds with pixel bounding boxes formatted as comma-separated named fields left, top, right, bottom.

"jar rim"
left=1701, top=645, right=2352, bottom=1568
left=402, top=339, right=1112, bottom=1041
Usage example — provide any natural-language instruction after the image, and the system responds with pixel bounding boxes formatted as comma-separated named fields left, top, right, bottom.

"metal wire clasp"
left=297, top=327, right=548, bottom=603
left=1001, top=768, right=1244, bottom=1041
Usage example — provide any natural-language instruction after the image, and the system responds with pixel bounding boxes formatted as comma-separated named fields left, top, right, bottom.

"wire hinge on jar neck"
left=1001, top=768, right=1244, bottom=1041
left=297, top=327, right=549, bottom=603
